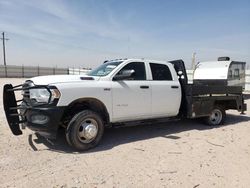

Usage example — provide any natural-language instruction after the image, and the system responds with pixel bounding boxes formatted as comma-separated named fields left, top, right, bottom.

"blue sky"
left=0, top=0, right=250, bottom=68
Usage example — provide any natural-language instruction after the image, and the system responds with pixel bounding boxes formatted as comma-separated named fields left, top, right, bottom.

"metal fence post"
left=37, top=65, right=40, bottom=76
left=4, top=65, right=7, bottom=77
left=22, top=65, right=24, bottom=78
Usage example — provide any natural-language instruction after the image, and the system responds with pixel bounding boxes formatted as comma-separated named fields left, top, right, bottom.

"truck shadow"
left=29, top=114, right=250, bottom=154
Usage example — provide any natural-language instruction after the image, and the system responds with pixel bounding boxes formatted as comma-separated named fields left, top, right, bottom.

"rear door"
left=111, top=62, right=151, bottom=122
left=149, top=62, right=181, bottom=117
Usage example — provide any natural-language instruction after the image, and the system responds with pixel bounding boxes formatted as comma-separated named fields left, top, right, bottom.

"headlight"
left=29, top=88, right=61, bottom=103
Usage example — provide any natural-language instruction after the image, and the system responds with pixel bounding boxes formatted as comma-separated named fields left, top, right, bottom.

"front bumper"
left=23, top=107, right=64, bottom=139
left=3, top=84, right=64, bottom=139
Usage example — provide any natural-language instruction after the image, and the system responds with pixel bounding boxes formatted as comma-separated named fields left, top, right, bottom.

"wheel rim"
left=209, top=109, right=222, bottom=125
left=77, top=118, right=98, bottom=143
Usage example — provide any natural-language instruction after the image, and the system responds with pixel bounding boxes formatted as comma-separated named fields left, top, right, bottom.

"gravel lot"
left=0, top=78, right=250, bottom=188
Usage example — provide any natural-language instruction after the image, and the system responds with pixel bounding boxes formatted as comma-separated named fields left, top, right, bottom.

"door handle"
left=140, top=85, right=149, bottom=89
left=171, top=85, right=179, bottom=89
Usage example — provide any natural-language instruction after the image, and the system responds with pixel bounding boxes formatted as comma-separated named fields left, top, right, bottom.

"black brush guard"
left=3, top=84, right=24, bottom=135
left=3, top=83, right=55, bottom=136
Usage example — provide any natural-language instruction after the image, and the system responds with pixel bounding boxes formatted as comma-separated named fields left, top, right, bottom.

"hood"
left=28, top=75, right=100, bottom=85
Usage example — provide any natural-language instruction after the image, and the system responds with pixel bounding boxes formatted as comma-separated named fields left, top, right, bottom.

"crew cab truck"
left=3, top=58, right=247, bottom=151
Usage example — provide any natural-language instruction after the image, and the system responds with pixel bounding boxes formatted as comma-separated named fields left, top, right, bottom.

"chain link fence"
left=0, top=65, right=91, bottom=78
left=0, top=65, right=68, bottom=77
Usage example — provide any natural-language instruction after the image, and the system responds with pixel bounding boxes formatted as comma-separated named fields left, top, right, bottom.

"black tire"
left=205, top=106, right=226, bottom=126
left=66, top=110, right=104, bottom=151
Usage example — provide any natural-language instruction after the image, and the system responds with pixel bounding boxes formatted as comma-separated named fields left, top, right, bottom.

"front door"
left=111, top=62, right=151, bottom=122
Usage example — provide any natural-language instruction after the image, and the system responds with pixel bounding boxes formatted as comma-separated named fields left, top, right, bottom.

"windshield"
left=88, top=61, right=123, bottom=77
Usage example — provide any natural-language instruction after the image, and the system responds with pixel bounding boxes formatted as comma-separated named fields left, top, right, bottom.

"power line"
left=0, top=32, right=9, bottom=66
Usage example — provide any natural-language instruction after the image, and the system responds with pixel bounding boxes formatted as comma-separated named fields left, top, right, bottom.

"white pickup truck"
left=3, top=58, right=247, bottom=150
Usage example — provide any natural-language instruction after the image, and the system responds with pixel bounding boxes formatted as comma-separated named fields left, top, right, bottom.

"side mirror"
left=113, top=69, right=135, bottom=81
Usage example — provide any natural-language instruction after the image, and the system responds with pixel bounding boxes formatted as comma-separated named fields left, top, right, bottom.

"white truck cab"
left=30, top=59, right=182, bottom=122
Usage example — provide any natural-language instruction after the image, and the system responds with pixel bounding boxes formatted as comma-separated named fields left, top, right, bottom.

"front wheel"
left=205, top=106, right=226, bottom=126
left=66, top=110, right=104, bottom=151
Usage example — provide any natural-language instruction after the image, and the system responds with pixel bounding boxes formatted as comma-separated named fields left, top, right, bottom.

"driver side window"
left=116, top=62, right=146, bottom=80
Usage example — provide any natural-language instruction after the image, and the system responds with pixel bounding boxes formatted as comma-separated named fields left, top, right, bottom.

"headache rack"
left=3, top=82, right=54, bottom=135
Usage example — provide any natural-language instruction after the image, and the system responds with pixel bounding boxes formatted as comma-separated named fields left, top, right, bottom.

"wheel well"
left=61, top=98, right=110, bottom=126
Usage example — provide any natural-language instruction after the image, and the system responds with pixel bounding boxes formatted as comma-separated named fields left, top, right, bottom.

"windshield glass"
left=88, top=61, right=123, bottom=76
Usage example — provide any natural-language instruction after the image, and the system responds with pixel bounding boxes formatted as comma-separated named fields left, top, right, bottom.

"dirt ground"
left=0, top=78, right=250, bottom=188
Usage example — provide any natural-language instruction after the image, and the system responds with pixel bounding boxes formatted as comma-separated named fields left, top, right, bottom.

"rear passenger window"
left=150, top=63, right=173, bottom=80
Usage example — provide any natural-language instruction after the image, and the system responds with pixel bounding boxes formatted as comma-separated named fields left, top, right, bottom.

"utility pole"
left=0, top=32, right=9, bottom=66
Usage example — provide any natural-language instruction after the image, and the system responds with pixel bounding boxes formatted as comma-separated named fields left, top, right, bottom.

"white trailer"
left=193, top=57, right=246, bottom=89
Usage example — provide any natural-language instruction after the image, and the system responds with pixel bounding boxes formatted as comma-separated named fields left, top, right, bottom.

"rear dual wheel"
left=66, top=110, right=104, bottom=151
left=205, top=106, right=225, bottom=126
